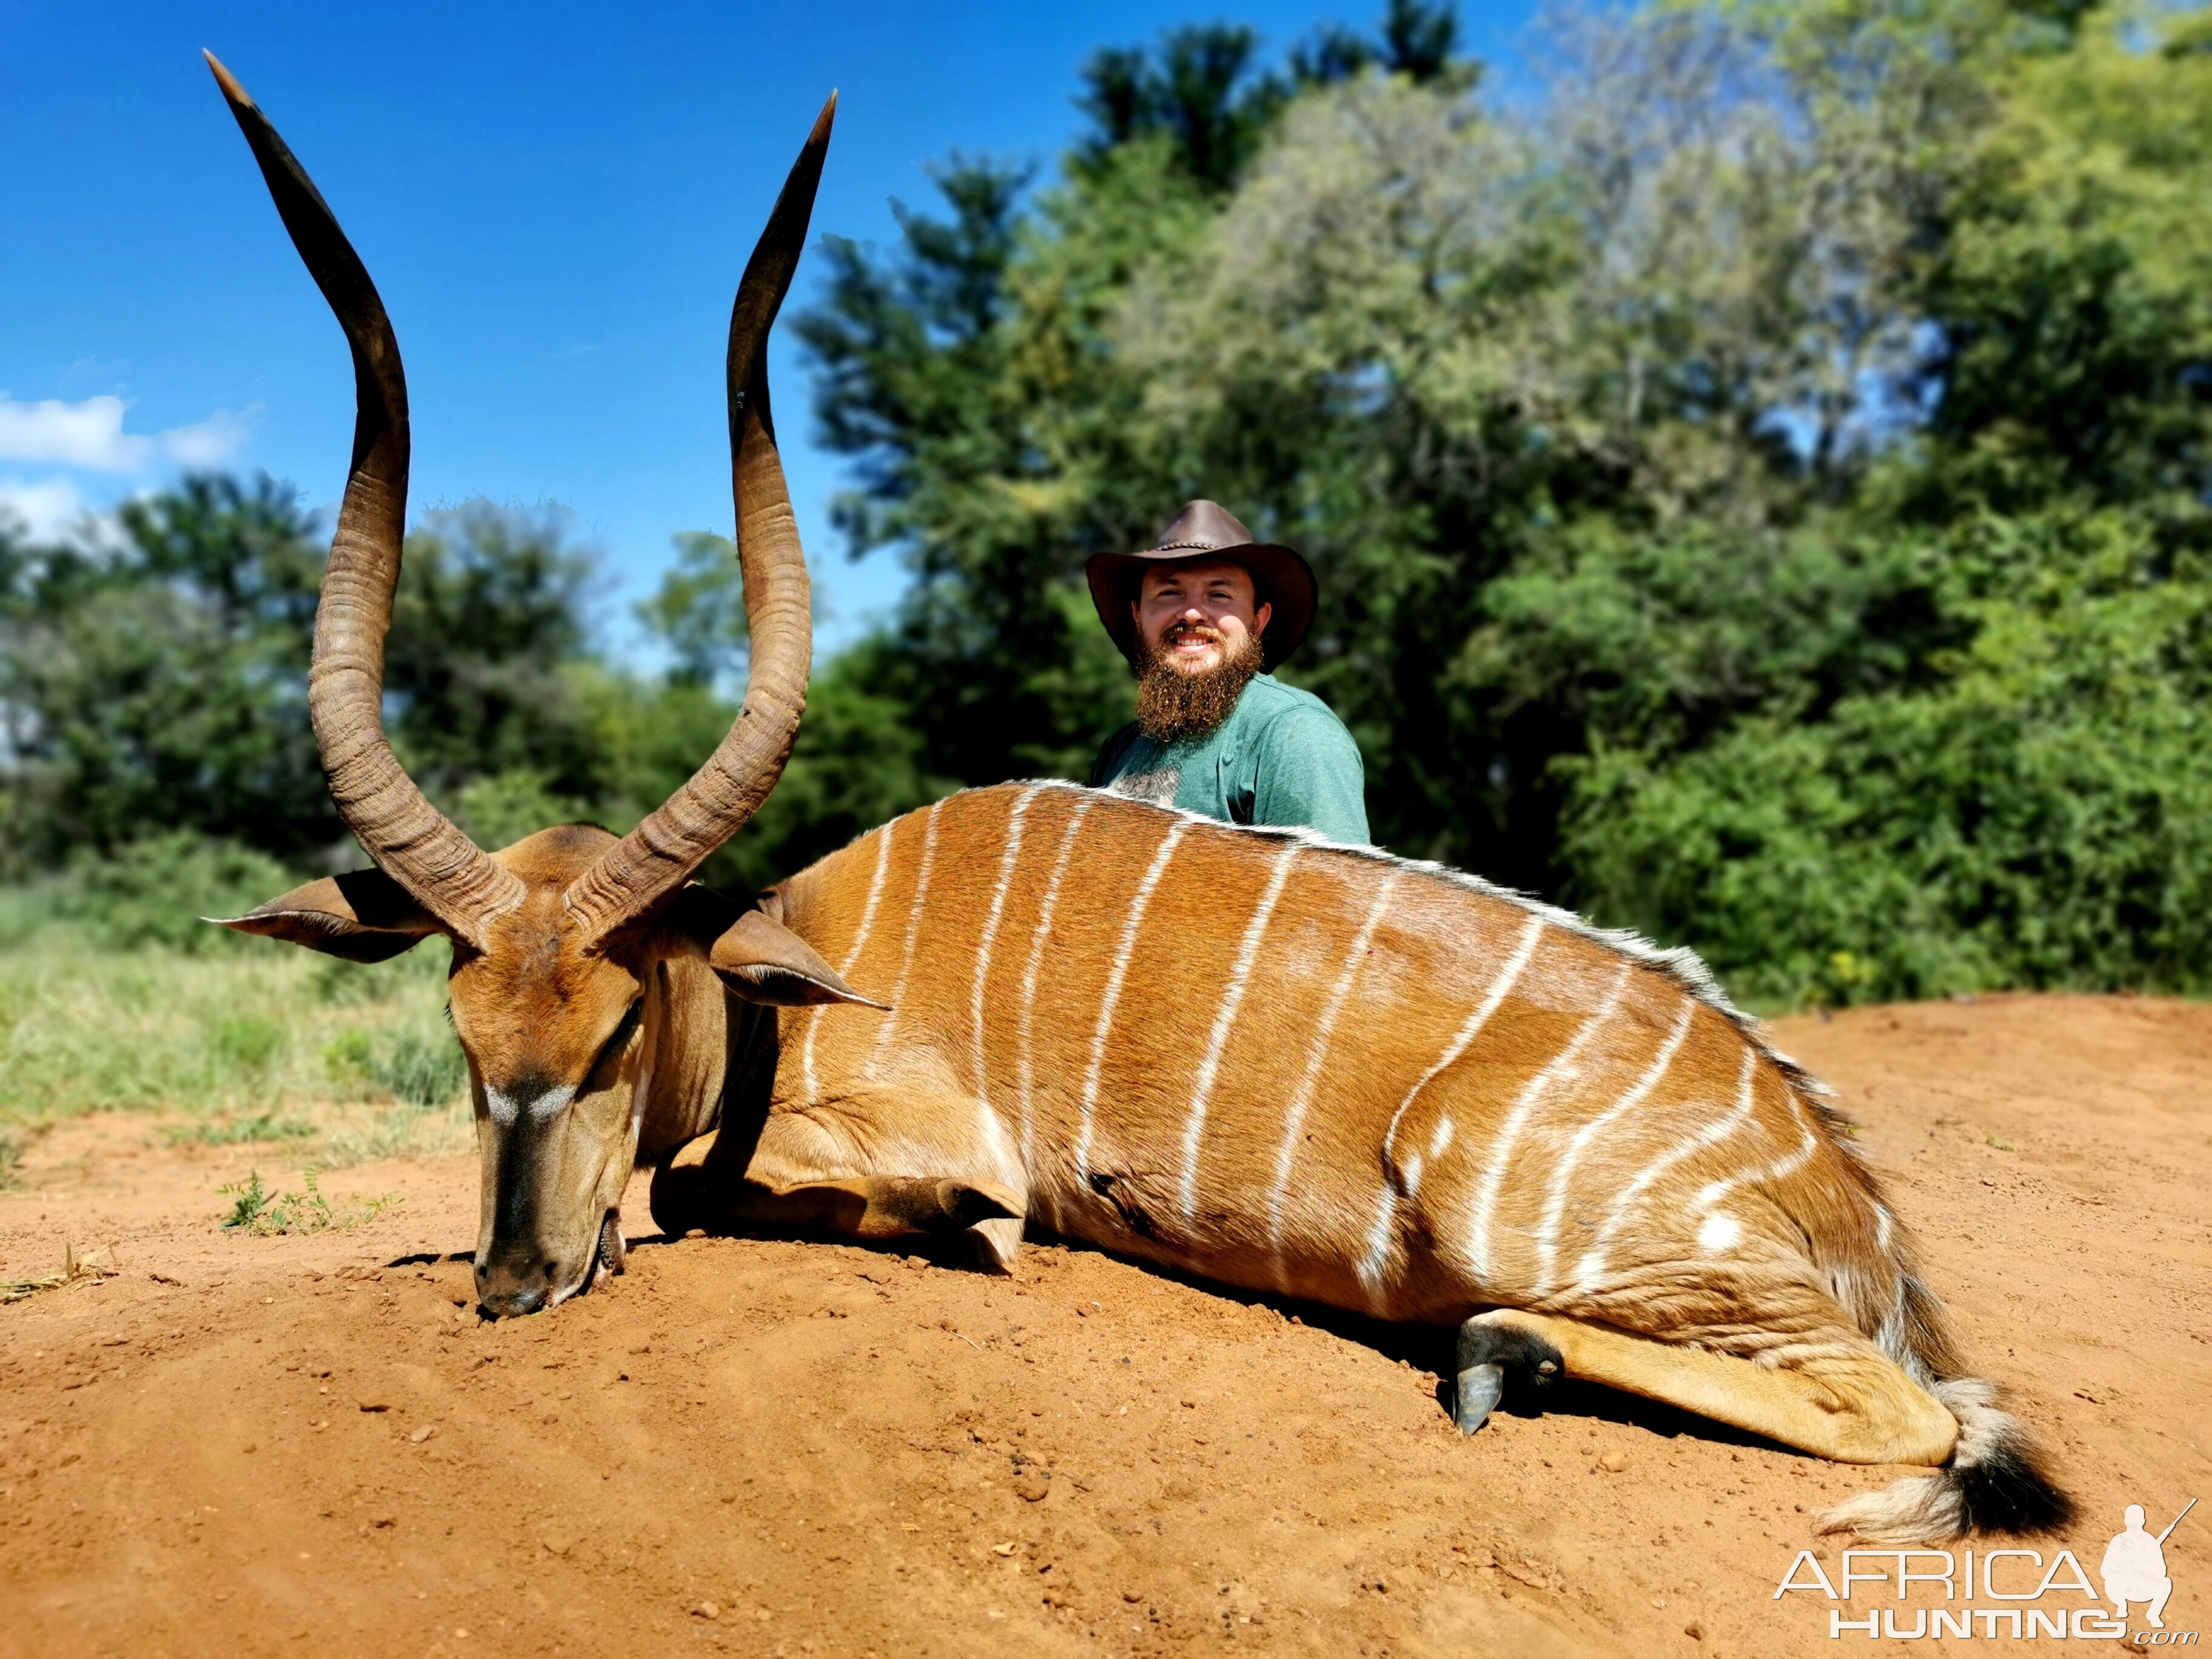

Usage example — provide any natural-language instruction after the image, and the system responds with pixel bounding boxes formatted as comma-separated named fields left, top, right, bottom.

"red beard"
left=1135, top=623, right=1264, bottom=743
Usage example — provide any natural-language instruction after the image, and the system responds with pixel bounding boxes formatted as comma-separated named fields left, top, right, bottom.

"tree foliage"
left=791, top=0, right=2212, bottom=1003
left=6, top=0, right=2207, bottom=1008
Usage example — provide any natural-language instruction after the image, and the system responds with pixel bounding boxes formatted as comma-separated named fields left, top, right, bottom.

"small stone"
left=358, top=1399, right=390, bottom=1413
left=990, top=1541, right=1016, bottom=1557
left=691, top=1601, right=720, bottom=1620
left=1684, top=1623, right=1704, bottom=1641
left=409, top=1424, right=437, bottom=1444
left=1598, top=1452, right=1627, bottom=1472
left=1013, top=1469, right=1051, bottom=1502
left=541, top=1536, right=573, bottom=1557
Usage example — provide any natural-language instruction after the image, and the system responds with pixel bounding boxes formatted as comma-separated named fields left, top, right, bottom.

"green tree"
left=0, top=474, right=337, bottom=868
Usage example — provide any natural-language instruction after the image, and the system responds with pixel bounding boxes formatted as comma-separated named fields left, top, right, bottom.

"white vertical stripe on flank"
left=1267, top=874, right=1398, bottom=1280
left=968, top=788, right=1037, bottom=1180
left=1464, top=959, right=1632, bottom=1285
left=1357, top=911, right=1546, bottom=1300
left=1014, top=796, right=1094, bottom=1179
left=1529, top=996, right=1693, bottom=1296
left=866, top=800, right=942, bottom=1078
left=1572, top=1044, right=1758, bottom=1290
left=1176, top=846, right=1298, bottom=1222
left=1073, top=817, right=1189, bottom=1178
left=1687, top=1092, right=1819, bottom=1216
left=799, top=819, right=896, bottom=1103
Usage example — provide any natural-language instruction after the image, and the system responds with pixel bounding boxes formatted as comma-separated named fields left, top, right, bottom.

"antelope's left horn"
left=561, top=92, right=837, bottom=943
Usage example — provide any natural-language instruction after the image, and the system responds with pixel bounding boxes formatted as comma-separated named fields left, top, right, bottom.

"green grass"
left=0, top=888, right=472, bottom=1165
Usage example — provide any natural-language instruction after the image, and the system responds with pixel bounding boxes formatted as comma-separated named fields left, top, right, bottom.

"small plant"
left=219, top=1167, right=400, bottom=1235
left=3, top=1242, right=119, bottom=1302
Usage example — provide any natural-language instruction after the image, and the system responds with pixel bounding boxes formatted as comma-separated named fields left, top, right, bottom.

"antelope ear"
left=210, top=870, right=447, bottom=963
left=708, top=910, right=886, bottom=1008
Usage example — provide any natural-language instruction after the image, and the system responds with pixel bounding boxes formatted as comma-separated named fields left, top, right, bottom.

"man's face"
left=1133, top=557, right=1272, bottom=677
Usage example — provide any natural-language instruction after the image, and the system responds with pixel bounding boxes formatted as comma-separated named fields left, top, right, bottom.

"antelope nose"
left=475, top=1255, right=552, bottom=1318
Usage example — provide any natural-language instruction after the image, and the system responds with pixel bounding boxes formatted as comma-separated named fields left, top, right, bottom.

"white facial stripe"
left=1530, top=996, right=1694, bottom=1296
left=1574, top=1044, right=1758, bottom=1290
left=1177, top=846, right=1297, bottom=1222
left=800, top=819, right=896, bottom=1102
left=484, top=1082, right=577, bottom=1128
left=867, top=800, right=942, bottom=1077
left=1074, top=818, right=1189, bottom=1178
left=1465, top=960, right=1632, bottom=1285
left=970, top=788, right=1036, bottom=1182
left=1358, top=911, right=1546, bottom=1296
left=1269, top=874, right=1398, bottom=1281
left=1016, top=796, right=1093, bottom=1186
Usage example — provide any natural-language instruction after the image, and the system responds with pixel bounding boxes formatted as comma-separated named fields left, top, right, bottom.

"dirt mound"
left=2, top=993, right=2207, bottom=1657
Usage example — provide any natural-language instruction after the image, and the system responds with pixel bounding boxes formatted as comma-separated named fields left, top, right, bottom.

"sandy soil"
left=2, top=992, right=2206, bottom=1658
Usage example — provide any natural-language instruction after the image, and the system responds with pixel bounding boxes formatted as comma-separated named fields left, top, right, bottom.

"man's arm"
left=1250, top=704, right=1370, bottom=844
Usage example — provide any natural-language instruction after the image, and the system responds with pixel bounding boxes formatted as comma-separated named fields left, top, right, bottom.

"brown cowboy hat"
left=1085, top=500, right=1317, bottom=671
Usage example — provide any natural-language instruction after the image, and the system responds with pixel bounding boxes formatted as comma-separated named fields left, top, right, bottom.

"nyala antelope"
left=206, top=56, right=2068, bottom=1548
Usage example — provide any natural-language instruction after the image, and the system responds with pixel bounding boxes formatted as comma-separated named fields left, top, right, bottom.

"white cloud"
left=0, top=393, right=251, bottom=472
left=0, top=476, right=87, bottom=539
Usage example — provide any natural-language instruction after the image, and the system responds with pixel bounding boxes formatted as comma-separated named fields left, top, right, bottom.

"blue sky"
left=1, top=0, right=1534, bottom=655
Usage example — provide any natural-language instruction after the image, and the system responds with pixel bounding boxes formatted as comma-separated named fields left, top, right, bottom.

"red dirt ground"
left=1, top=992, right=2206, bottom=1658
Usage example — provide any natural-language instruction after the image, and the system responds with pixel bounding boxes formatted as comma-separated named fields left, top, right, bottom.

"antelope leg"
left=1457, top=1308, right=1958, bottom=1466
left=724, top=1172, right=1023, bottom=1239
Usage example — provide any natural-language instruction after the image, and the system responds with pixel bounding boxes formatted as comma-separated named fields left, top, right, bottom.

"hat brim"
left=1085, top=543, right=1316, bottom=671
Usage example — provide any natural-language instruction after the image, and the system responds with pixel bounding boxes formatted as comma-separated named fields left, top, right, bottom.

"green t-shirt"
left=1089, top=674, right=1370, bottom=844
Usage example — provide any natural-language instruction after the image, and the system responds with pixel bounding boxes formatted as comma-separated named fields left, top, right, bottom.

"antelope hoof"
left=1455, top=1363, right=1504, bottom=1432
left=1454, top=1313, right=1564, bottom=1430
left=969, top=1216, right=1024, bottom=1274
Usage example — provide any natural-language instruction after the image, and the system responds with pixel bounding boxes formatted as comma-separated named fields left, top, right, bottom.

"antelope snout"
left=475, top=1251, right=555, bottom=1318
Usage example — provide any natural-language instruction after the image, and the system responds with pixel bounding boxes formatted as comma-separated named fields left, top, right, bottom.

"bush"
left=64, top=833, right=293, bottom=953
left=326, top=1026, right=469, bottom=1110
left=1563, top=508, right=2212, bottom=1007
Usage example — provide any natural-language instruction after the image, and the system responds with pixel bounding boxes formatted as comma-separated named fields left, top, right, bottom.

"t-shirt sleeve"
left=1250, top=705, right=1370, bottom=843
left=1090, top=722, right=1139, bottom=788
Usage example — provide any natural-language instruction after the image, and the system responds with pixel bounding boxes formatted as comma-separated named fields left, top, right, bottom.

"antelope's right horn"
left=207, top=51, right=525, bottom=947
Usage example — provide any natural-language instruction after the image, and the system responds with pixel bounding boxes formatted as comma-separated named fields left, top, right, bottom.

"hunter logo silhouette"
left=2104, top=1498, right=2193, bottom=1631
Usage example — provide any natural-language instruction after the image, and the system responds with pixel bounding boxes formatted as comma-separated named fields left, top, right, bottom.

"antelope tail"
left=1811, top=1176, right=2073, bottom=1544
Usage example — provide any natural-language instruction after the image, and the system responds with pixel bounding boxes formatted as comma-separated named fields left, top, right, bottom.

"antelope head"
left=203, top=56, right=863, bottom=1315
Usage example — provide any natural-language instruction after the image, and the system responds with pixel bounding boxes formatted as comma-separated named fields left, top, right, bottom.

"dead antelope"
left=205, top=59, right=2067, bottom=1549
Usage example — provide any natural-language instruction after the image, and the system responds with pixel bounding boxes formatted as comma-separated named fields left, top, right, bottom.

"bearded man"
left=1085, top=501, right=1369, bottom=844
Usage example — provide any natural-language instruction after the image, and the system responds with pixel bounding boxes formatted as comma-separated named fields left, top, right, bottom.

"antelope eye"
left=585, top=1000, right=643, bottom=1085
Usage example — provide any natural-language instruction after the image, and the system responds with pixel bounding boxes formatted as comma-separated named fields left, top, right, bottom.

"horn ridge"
left=207, top=51, right=525, bottom=943
left=563, top=93, right=836, bottom=942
